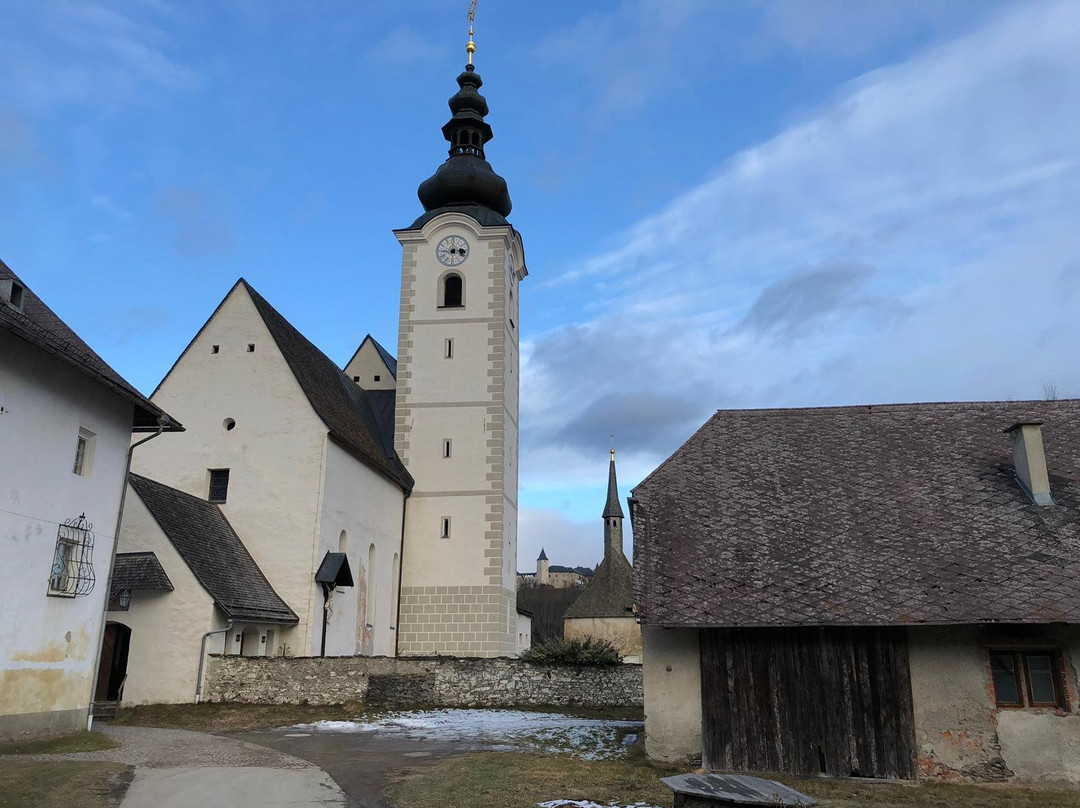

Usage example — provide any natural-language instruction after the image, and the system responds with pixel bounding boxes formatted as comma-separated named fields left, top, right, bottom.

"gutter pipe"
left=194, top=622, right=233, bottom=703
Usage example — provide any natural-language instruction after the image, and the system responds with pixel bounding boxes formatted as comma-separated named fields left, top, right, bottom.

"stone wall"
left=205, top=654, right=643, bottom=710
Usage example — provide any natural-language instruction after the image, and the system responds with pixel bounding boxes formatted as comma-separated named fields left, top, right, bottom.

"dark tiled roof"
left=632, top=400, right=1080, bottom=629
left=405, top=204, right=509, bottom=231
left=368, top=336, right=398, bottom=379
left=242, top=282, right=413, bottom=491
left=564, top=552, right=633, bottom=619
left=0, top=260, right=180, bottom=432
left=538, top=548, right=548, bottom=561
left=111, top=552, right=173, bottom=593
left=128, top=473, right=298, bottom=624
left=367, top=390, right=397, bottom=457
left=549, top=565, right=593, bottom=575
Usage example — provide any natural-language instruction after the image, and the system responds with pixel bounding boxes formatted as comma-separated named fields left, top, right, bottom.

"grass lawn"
left=388, top=752, right=1080, bottom=808
left=0, top=761, right=132, bottom=808
left=0, top=731, right=116, bottom=756
left=109, top=701, right=365, bottom=732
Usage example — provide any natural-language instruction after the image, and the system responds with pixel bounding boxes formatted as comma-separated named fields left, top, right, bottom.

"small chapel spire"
left=603, top=446, right=624, bottom=520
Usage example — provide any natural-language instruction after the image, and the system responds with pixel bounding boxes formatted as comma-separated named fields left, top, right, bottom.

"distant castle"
left=516, top=548, right=592, bottom=589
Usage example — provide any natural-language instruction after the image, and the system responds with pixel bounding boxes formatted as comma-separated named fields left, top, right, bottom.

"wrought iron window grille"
left=47, top=513, right=96, bottom=597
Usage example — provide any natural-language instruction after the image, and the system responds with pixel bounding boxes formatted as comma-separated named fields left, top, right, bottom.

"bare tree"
left=1043, top=380, right=1059, bottom=401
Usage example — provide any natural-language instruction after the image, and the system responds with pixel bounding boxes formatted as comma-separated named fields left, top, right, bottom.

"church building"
left=100, top=39, right=528, bottom=705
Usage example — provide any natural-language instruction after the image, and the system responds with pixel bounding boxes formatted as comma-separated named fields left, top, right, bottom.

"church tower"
left=393, top=30, right=526, bottom=657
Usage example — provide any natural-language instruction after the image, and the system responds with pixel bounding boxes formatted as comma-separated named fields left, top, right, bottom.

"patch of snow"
left=284, top=708, right=642, bottom=760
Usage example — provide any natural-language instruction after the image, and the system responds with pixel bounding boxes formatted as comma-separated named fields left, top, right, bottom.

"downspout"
left=194, top=621, right=233, bottom=703
left=393, top=492, right=409, bottom=657
left=320, top=583, right=331, bottom=658
left=87, top=414, right=171, bottom=731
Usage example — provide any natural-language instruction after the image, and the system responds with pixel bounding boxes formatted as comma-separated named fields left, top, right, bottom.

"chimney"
left=1004, top=422, right=1054, bottom=506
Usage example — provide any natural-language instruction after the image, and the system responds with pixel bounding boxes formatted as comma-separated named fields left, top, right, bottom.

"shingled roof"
left=0, top=260, right=180, bottom=432
left=111, top=552, right=173, bottom=594
left=129, top=473, right=298, bottom=624
left=242, top=281, right=412, bottom=491
left=631, top=400, right=1080, bottom=629
left=564, top=553, right=634, bottom=619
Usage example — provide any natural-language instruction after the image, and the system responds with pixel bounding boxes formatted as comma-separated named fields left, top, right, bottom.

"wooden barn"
left=631, top=401, right=1080, bottom=784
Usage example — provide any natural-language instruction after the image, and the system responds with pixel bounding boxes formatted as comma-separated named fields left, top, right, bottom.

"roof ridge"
left=710, top=399, right=1080, bottom=416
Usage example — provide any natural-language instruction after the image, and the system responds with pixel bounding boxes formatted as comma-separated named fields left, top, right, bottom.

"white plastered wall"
left=108, top=489, right=217, bottom=704
left=132, top=284, right=328, bottom=655
left=316, top=439, right=404, bottom=657
left=0, top=331, right=134, bottom=738
left=642, top=625, right=702, bottom=765
left=344, top=339, right=395, bottom=391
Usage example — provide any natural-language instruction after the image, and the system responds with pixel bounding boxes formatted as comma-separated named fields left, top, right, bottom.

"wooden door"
left=700, top=626, right=917, bottom=779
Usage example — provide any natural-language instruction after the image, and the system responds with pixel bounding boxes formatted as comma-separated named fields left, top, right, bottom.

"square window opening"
left=211, top=344, right=220, bottom=354
left=208, top=468, right=230, bottom=503
left=247, top=343, right=255, bottom=352
left=353, top=376, right=360, bottom=382
left=374, top=374, right=381, bottom=382
left=989, top=648, right=1067, bottom=710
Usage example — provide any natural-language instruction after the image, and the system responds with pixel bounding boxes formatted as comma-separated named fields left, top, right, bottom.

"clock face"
left=436, top=235, right=470, bottom=267
left=506, top=253, right=516, bottom=284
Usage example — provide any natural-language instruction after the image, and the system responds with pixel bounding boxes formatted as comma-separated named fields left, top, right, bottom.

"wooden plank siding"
left=700, top=627, right=917, bottom=780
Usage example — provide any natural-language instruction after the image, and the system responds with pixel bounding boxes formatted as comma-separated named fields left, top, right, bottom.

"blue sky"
left=4, top=1, right=1079, bottom=568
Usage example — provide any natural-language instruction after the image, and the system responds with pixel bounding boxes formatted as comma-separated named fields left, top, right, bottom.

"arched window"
left=442, top=273, right=464, bottom=308
left=366, top=543, right=377, bottom=628
left=338, top=530, right=347, bottom=553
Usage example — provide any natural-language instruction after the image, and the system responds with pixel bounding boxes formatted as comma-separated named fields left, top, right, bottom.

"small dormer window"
left=9, top=282, right=24, bottom=310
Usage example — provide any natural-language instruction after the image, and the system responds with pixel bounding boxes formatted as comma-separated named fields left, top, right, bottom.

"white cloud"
left=520, top=0, right=1080, bottom=506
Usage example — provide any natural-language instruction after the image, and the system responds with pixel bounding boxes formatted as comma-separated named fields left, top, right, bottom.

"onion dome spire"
left=415, top=15, right=512, bottom=225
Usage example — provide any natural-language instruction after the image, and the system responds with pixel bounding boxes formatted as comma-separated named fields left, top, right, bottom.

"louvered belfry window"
left=47, top=514, right=96, bottom=597
left=209, top=469, right=230, bottom=503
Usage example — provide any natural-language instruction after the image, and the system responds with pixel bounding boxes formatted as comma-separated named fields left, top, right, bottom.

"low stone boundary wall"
left=206, top=655, right=642, bottom=709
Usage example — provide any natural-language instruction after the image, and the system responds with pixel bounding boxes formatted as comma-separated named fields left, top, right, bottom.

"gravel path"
left=1, top=725, right=314, bottom=769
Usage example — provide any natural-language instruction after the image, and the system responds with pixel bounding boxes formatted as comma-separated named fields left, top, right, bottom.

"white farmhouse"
left=0, top=261, right=180, bottom=741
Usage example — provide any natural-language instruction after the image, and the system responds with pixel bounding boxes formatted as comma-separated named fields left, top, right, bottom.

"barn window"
left=440, top=273, right=464, bottom=308
left=208, top=469, right=230, bottom=503
left=989, top=649, right=1066, bottom=709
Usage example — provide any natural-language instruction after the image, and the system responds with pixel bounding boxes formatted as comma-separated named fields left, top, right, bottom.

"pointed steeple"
left=413, top=28, right=511, bottom=227
left=603, top=449, right=624, bottom=519
left=537, top=548, right=548, bottom=561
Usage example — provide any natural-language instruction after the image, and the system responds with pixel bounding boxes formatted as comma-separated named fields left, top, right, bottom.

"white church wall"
left=344, top=339, right=395, bottom=391
left=0, top=331, right=134, bottom=739
left=315, top=438, right=404, bottom=657
left=108, top=489, right=217, bottom=704
left=133, top=284, right=328, bottom=655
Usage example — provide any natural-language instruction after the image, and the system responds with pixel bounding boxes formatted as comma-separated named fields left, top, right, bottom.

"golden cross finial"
left=467, top=0, right=478, bottom=65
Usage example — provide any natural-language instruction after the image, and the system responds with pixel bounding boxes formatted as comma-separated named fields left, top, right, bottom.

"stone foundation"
left=206, top=654, right=642, bottom=710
